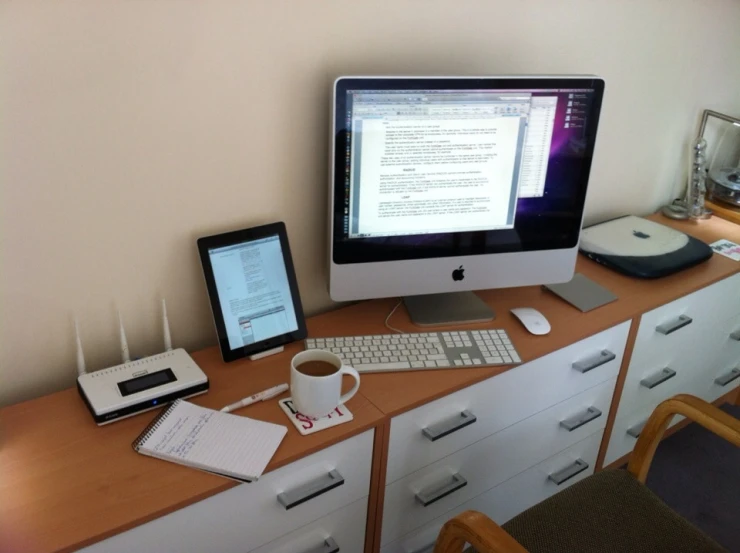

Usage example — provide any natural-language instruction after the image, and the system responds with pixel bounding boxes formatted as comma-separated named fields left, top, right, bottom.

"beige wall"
left=2, top=0, right=740, bottom=407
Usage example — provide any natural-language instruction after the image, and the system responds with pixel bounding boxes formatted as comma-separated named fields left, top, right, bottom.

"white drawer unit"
left=381, top=379, right=616, bottom=546
left=78, top=430, right=374, bottom=553
left=605, top=274, right=740, bottom=467
left=386, top=321, right=630, bottom=484
left=251, top=497, right=367, bottom=553
left=381, top=431, right=602, bottom=553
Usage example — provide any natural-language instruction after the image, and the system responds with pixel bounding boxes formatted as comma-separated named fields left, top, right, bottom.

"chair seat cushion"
left=499, top=469, right=726, bottom=553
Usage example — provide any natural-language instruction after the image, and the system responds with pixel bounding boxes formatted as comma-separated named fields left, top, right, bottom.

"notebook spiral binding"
left=132, top=399, right=183, bottom=451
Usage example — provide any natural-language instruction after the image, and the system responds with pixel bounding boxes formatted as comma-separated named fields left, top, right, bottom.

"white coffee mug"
left=290, top=350, right=360, bottom=418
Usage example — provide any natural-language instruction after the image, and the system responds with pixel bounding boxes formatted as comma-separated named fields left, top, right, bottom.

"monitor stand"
left=404, top=292, right=495, bottom=326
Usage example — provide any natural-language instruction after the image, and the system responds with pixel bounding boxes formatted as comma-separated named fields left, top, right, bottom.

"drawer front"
left=381, top=431, right=602, bottom=553
left=381, top=379, right=615, bottom=546
left=79, top=430, right=374, bottom=553
left=700, top=345, right=740, bottom=403
left=629, top=275, right=739, bottom=377
left=604, top=396, right=696, bottom=467
left=617, top=351, right=705, bottom=419
left=250, top=497, right=367, bottom=553
left=387, top=321, right=630, bottom=483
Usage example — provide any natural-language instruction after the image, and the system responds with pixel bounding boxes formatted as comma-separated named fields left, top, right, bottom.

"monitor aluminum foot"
left=404, top=292, right=495, bottom=327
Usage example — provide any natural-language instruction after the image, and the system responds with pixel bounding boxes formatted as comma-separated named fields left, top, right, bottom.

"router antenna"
left=118, top=310, right=131, bottom=363
left=75, top=319, right=87, bottom=376
left=162, top=298, right=173, bottom=351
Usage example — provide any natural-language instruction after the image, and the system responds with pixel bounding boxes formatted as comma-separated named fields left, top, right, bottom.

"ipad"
left=197, top=222, right=307, bottom=363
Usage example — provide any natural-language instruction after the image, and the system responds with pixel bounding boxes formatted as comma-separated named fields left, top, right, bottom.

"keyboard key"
left=411, top=361, right=425, bottom=368
left=503, top=355, right=512, bottom=363
left=454, top=360, right=463, bottom=366
left=461, top=353, right=470, bottom=359
left=484, top=356, right=500, bottom=364
left=511, top=352, right=521, bottom=363
left=463, top=360, right=473, bottom=366
left=408, top=355, right=417, bottom=361
left=389, top=356, right=399, bottom=362
left=473, top=359, right=482, bottom=365
left=427, top=354, right=446, bottom=360
left=436, top=360, right=449, bottom=367
left=380, top=356, right=390, bottom=363
left=356, top=361, right=412, bottom=371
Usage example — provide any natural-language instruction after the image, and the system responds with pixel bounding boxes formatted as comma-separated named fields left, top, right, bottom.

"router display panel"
left=77, top=349, right=209, bottom=425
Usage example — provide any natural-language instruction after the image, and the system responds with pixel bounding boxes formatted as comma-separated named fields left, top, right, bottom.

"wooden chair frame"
left=433, top=394, right=740, bottom=553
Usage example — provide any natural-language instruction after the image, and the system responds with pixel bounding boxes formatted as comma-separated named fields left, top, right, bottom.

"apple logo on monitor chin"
left=452, top=265, right=465, bottom=281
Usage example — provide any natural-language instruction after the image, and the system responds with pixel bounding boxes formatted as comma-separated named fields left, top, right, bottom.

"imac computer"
left=329, top=76, right=605, bottom=325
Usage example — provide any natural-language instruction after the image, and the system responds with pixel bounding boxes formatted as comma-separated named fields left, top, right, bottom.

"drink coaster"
left=278, top=398, right=353, bottom=435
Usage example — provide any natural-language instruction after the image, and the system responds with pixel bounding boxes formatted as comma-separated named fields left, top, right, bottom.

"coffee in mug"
left=290, top=350, right=360, bottom=418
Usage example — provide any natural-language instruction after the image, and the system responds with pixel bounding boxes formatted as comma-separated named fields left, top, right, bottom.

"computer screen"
left=208, top=235, right=299, bottom=351
left=332, top=78, right=603, bottom=269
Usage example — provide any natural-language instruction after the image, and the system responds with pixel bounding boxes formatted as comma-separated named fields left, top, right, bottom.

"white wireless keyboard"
left=304, top=330, right=522, bottom=373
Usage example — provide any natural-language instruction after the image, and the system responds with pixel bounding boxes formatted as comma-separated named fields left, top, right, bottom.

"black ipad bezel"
left=197, top=222, right=307, bottom=363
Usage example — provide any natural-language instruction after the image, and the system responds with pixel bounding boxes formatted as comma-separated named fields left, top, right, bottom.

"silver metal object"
left=415, top=473, right=467, bottom=507
left=640, top=367, right=677, bottom=389
left=730, top=330, right=740, bottom=341
left=404, top=292, right=494, bottom=326
left=661, top=201, right=690, bottom=220
left=277, top=470, right=344, bottom=510
left=571, top=350, right=616, bottom=373
left=627, top=419, right=647, bottom=438
left=302, top=538, right=340, bottom=553
left=699, top=109, right=740, bottom=208
left=656, top=315, right=692, bottom=335
left=686, top=136, right=711, bottom=219
left=548, top=459, right=589, bottom=485
left=422, top=410, right=477, bottom=442
left=560, top=406, right=602, bottom=432
left=715, top=368, right=740, bottom=387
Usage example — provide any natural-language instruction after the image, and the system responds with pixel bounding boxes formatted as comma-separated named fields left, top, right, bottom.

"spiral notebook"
left=132, top=399, right=288, bottom=482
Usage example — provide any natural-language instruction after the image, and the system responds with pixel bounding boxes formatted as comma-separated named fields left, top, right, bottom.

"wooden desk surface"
left=311, top=215, right=740, bottom=417
left=0, top=346, right=384, bottom=553
left=1, top=213, right=738, bottom=553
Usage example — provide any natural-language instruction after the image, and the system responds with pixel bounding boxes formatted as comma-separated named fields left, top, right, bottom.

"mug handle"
left=338, top=365, right=361, bottom=405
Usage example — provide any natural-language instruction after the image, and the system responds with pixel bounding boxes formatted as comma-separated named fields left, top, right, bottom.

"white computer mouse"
left=510, top=307, right=551, bottom=335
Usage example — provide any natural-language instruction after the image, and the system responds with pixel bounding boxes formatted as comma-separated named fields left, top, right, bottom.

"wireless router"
left=76, top=300, right=209, bottom=425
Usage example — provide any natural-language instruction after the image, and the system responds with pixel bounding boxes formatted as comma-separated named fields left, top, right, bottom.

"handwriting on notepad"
left=152, top=412, right=214, bottom=457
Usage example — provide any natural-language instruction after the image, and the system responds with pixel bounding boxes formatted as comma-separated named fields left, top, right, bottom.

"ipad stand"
left=248, top=346, right=285, bottom=361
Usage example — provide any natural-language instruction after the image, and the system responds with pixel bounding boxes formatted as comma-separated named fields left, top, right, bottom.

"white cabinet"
left=386, top=321, right=630, bottom=484
left=380, top=431, right=602, bottom=553
left=605, top=273, right=740, bottom=466
left=380, top=322, right=629, bottom=548
left=79, top=430, right=373, bottom=553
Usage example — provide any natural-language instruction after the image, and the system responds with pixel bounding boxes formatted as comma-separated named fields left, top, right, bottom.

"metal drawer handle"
left=415, top=473, right=467, bottom=507
left=300, top=537, right=339, bottom=553
left=627, top=419, right=647, bottom=438
left=640, top=367, right=677, bottom=389
left=548, top=458, right=589, bottom=486
left=422, top=410, right=477, bottom=442
left=571, top=350, right=616, bottom=373
left=715, top=367, right=740, bottom=387
left=559, top=406, right=602, bottom=432
left=656, top=314, right=692, bottom=335
left=730, top=330, right=740, bottom=341
left=277, top=470, right=344, bottom=510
